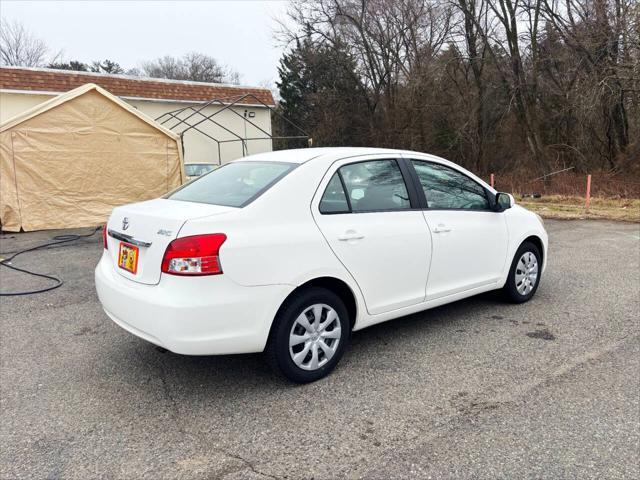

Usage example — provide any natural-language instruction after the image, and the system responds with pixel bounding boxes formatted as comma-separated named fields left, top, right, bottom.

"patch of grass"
left=518, top=195, right=640, bottom=222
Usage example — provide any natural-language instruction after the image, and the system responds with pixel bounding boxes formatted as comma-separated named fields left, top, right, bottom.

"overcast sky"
left=1, top=0, right=290, bottom=87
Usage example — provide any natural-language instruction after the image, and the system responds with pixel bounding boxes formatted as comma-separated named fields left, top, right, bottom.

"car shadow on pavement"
left=102, top=290, right=519, bottom=392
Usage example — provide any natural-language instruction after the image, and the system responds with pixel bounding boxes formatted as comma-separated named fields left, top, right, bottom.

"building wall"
left=0, top=91, right=273, bottom=164
left=0, top=91, right=51, bottom=121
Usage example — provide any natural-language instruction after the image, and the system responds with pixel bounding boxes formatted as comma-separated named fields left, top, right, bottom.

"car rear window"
left=169, top=161, right=296, bottom=207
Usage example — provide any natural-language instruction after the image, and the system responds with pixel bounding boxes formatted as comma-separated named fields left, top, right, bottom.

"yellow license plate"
left=118, top=242, right=139, bottom=274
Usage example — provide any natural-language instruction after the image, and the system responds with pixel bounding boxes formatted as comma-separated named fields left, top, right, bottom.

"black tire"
left=502, top=241, right=542, bottom=303
left=265, top=287, right=351, bottom=383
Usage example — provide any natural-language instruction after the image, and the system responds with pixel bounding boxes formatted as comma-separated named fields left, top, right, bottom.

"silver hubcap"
left=515, top=251, right=539, bottom=295
left=289, top=304, right=341, bottom=371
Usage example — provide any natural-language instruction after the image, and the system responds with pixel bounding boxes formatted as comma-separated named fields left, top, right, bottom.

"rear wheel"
left=502, top=241, right=542, bottom=303
left=265, top=287, right=350, bottom=383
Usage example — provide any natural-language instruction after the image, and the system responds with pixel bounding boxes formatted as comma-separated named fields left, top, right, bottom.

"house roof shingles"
left=0, top=67, right=275, bottom=106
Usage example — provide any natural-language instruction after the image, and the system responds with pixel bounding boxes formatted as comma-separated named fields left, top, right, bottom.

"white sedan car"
left=96, top=147, right=547, bottom=382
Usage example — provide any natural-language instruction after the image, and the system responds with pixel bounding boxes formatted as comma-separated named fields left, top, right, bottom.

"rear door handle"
left=338, top=231, right=365, bottom=241
left=433, top=224, right=451, bottom=233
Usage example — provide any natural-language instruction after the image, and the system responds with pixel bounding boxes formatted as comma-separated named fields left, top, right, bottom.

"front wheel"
left=502, top=241, right=542, bottom=303
left=265, top=287, right=350, bottom=383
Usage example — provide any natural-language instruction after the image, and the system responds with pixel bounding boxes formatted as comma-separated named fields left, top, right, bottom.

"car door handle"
left=433, top=224, right=451, bottom=233
left=338, top=231, right=365, bottom=241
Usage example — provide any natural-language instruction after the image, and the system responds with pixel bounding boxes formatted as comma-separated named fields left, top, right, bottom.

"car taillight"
left=102, top=225, right=108, bottom=250
left=161, top=234, right=227, bottom=276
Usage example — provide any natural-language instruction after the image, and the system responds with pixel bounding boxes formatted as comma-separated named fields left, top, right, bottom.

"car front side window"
left=411, top=160, right=489, bottom=210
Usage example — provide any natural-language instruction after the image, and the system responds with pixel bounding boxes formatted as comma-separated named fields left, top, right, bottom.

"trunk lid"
left=106, top=199, right=235, bottom=285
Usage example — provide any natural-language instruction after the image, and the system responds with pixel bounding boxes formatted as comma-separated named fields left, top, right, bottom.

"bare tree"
left=142, top=55, right=184, bottom=80
left=0, top=19, right=54, bottom=67
left=276, top=0, right=638, bottom=173
left=451, top=0, right=492, bottom=170
left=140, top=52, right=240, bottom=84
left=541, top=0, right=635, bottom=168
left=282, top=0, right=453, bottom=146
left=454, top=0, right=549, bottom=171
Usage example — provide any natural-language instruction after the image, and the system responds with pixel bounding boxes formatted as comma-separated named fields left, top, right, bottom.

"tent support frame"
left=155, top=93, right=309, bottom=164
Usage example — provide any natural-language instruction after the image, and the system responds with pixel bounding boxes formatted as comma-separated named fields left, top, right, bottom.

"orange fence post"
left=585, top=174, right=592, bottom=210
left=490, top=173, right=495, bottom=188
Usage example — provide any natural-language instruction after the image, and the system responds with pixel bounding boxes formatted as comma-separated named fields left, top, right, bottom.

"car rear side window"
left=169, top=161, right=295, bottom=207
left=319, top=173, right=350, bottom=214
left=338, top=160, right=410, bottom=212
left=411, top=160, right=489, bottom=210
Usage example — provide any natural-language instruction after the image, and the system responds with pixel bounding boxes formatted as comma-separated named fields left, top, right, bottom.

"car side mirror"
left=493, top=192, right=514, bottom=212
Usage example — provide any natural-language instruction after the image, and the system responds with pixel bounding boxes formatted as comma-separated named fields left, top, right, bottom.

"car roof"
left=233, top=147, right=493, bottom=192
left=233, top=147, right=413, bottom=165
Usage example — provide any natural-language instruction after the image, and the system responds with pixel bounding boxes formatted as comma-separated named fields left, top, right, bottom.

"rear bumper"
left=95, top=252, right=292, bottom=355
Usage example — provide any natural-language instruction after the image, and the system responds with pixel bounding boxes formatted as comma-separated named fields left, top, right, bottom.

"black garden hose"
left=0, top=226, right=101, bottom=296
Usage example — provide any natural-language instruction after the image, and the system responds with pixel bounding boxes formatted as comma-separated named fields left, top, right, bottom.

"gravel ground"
left=1, top=220, right=638, bottom=479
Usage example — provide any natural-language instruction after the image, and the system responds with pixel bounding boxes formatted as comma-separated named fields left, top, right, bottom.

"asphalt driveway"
left=1, top=220, right=639, bottom=479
